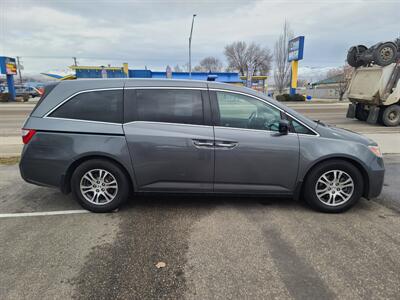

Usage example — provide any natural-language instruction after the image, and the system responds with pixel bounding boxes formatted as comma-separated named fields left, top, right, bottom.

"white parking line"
left=0, top=210, right=90, bottom=218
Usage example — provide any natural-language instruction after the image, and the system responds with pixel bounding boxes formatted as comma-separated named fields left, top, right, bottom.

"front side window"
left=125, top=89, right=204, bottom=125
left=216, top=91, right=282, bottom=131
left=49, top=90, right=123, bottom=123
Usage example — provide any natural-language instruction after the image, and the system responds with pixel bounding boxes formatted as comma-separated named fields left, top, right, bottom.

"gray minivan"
left=20, top=79, right=385, bottom=213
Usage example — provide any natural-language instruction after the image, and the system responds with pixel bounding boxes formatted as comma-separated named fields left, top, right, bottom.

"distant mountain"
left=298, top=66, right=336, bottom=83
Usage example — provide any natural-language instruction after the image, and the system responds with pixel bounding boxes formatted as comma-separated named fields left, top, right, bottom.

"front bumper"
left=365, top=157, right=385, bottom=199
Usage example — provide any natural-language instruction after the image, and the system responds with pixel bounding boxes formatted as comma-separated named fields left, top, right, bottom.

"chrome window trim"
left=209, top=88, right=320, bottom=137
left=125, top=86, right=207, bottom=91
left=214, top=125, right=319, bottom=138
left=123, top=120, right=212, bottom=129
left=44, top=116, right=122, bottom=126
left=42, top=86, right=319, bottom=137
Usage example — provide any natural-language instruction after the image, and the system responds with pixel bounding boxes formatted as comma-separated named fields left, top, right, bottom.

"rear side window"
left=31, top=82, right=58, bottom=116
left=124, top=89, right=204, bottom=125
left=49, top=90, right=123, bottom=123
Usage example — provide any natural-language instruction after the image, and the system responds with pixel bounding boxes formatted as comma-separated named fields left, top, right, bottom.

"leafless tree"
left=224, top=41, right=272, bottom=76
left=174, top=64, right=182, bottom=72
left=297, top=79, right=309, bottom=87
left=193, top=56, right=223, bottom=72
left=173, top=63, right=189, bottom=72
left=326, top=65, right=354, bottom=100
left=274, top=21, right=293, bottom=94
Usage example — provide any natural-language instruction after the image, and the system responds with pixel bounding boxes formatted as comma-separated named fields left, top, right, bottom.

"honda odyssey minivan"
left=20, top=79, right=385, bottom=213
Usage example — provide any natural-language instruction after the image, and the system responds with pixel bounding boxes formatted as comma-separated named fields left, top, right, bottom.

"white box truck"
left=346, top=62, right=400, bottom=126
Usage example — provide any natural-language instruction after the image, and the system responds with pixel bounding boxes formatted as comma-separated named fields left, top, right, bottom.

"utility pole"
left=188, top=14, right=196, bottom=78
left=72, top=57, right=77, bottom=66
left=16, top=56, right=23, bottom=84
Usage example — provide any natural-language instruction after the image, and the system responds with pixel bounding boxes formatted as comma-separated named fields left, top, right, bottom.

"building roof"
left=311, top=74, right=344, bottom=86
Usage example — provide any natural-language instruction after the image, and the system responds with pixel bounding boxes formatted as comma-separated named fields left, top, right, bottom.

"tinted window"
left=125, top=89, right=204, bottom=125
left=287, top=117, right=315, bottom=135
left=50, top=90, right=123, bottom=123
left=216, top=91, right=281, bottom=131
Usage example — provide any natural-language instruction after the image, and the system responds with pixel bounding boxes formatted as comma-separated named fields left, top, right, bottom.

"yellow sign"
left=5, top=58, right=17, bottom=75
left=291, top=60, right=298, bottom=89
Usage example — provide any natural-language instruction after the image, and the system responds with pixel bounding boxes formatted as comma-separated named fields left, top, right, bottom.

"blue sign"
left=288, top=36, right=305, bottom=62
left=0, top=56, right=17, bottom=101
left=0, top=56, right=17, bottom=75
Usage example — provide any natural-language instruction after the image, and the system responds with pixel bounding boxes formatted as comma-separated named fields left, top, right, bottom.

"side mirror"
left=278, top=120, right=290, bottom=135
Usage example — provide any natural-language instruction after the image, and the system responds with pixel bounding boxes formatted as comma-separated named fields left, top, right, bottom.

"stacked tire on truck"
left=346, top=38, right=400, bottom=126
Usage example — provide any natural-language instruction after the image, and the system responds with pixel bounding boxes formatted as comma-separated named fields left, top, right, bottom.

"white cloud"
left=1, top=0, right=399, bottom=75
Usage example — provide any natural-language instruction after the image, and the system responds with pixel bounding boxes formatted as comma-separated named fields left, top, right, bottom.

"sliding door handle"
left=215, top=141, right=238, bottom=149
left=193, top=139, right=214, bottom=147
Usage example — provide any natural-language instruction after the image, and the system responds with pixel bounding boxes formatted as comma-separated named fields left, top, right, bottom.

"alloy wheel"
left=80, top=169, right=118, bottom=205
left=315, top=170, right=354, bottom=206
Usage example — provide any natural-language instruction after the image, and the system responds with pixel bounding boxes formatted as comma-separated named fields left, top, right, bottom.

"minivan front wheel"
left=71, top=159, right=129, bottom=212
left=303, top=160, right=363, bottom=213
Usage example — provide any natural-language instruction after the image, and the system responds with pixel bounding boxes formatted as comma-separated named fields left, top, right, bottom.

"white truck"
left=346, top=62, right=400, bottom=126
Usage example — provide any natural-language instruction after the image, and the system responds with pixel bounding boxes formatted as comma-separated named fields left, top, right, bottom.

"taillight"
left=22, top=129, right=36, bottom=144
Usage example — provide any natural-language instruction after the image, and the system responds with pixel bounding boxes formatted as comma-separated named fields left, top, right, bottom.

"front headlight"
left=368, top=145, right=382, bottom=158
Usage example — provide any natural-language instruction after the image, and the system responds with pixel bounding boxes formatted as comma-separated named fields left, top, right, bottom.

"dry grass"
left=0, top=156, right=20, bottom=165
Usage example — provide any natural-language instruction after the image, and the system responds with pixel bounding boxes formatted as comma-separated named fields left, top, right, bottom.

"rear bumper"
left=19, top=143, right=65, bottom=189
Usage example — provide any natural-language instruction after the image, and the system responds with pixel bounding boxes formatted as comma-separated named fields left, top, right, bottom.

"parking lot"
left=1, top=101, right=400, bottom=299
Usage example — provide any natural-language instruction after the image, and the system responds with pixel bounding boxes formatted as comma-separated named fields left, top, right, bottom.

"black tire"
left=377, top=107, right=384, bottom=125
left=347, top=45, right=367, bottom=68
left=71, top=159, right=130, bottom=212
left=355, top=103, right=368, bottom=121
left=374, top=42, right=397, bottom=67
left=381, top=105, right=400, bottom=126
left=303, top=160, right=364, bottom=213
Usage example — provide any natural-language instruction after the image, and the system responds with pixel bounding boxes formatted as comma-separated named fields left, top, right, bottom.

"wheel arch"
left=298, top=156, right=370, bottom=199
left=61, top=154, right=135, bottom=194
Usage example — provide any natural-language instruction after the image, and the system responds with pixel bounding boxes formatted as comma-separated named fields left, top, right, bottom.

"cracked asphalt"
left=1, top=157, right=400, bottom=299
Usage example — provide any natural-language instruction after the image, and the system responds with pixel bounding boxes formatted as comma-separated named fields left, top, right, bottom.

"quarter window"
left=49, top=90, right=123, bottom=123
left=124, top=89, right=204, bottom=125
left=216, top=91, right=282, bottom=131
left=291, top=119, right=315, bottom=135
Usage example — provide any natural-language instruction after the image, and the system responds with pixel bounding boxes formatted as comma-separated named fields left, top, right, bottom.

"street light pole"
left=189, top=14, right=196, bottom=79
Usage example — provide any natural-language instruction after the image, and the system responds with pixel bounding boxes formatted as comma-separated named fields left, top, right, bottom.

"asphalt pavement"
left=1, top=100, right=400, bottom=299
left=1, top=157, right=400, bottom=299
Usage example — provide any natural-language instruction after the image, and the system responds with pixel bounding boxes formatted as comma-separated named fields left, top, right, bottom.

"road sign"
left=0, top=57, right=17, bottom=75
left=288, top=36, right=305, bottom=95
left=0, top=57, right=17, bottom=101
left=288, top=36, right=305, bottom=62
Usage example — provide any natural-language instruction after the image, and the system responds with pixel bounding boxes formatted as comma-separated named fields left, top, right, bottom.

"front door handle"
left=193, top=139, right=214, bottom=147
left=215, top=141, right=238, bottom=149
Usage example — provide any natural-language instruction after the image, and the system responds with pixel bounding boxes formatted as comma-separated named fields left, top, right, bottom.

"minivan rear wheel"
left=303, top=160, right=363, bottom=213
left=71, top=159, right=129, bottom=212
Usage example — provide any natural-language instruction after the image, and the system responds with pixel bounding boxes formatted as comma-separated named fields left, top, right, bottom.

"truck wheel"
left=355, top=103, right=368, bottom=121
left=374, top=42, right=397, bottom=67
left=382, top=105, right=400, bottom=126
left=347, top=45, right=367, bottom=68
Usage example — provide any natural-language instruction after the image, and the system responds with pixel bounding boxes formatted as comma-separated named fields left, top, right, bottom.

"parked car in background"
left=20, top=79, right=385, bottom=213
left=0, top=85, right=41, bottom=101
